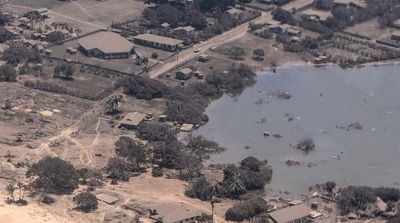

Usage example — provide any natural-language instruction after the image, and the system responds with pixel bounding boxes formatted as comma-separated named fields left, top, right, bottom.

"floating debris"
left=295, top=137, right=315, bottom=153
left=286, top=158, right=301, bottom=166
left=270, top=90, right=291, bottom=100
left=273, top=134, right=283, bottom=138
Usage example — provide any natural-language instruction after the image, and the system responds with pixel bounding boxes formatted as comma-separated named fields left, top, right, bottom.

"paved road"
left=148, top=11, right=270, bottom=79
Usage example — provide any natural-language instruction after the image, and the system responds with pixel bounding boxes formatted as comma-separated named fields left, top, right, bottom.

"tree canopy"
left=26, top=157, right=78, bottom=194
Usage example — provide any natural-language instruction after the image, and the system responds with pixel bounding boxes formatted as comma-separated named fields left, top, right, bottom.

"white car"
left=194, top=48, right=202, bottom=53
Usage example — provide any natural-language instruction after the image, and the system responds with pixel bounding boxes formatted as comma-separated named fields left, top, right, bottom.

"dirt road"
left=148, top=11, right=271, bottom=79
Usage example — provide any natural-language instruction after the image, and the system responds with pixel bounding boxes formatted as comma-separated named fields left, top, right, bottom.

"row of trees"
left=185, top=156, right=273, bottom=201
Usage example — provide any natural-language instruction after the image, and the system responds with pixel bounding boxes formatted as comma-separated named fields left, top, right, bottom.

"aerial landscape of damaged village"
left=2, top=0, right=400, bottom=222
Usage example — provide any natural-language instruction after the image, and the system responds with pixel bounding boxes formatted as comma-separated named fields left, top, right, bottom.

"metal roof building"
left=133, top=34, right=183, bottom=52
left=269, top=204, right=312, bottom=223
left=78, top=31, right=134, bottom=59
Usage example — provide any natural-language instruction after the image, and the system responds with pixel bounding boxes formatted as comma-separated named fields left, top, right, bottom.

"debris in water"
left=273, top=134, right=283, bottom=138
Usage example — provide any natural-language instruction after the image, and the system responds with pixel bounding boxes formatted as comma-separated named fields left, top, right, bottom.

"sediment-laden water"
left=196, top=64, right=400, bottom=194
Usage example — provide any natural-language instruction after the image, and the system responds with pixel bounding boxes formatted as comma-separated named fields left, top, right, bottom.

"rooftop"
left=301, top=8, right=332, bottom=21
left=173, top=26, right=195, bottom=32
left=269, top=204, right=312, bottom=223
left=152, top=203, right=204, bottom=223
left=78, top=31, right=134, bottom=54
left=333, top=0, right=367, bottom=8
left=178, top=68, right=193, bottom=75
left=96, top=193, right=120, bottom=205
left=120, top=112, right=147, bottom=127
left=134, top=33, right=184, bottom=46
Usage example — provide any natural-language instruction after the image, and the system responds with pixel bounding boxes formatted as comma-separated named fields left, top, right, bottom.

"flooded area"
left=196, top=64, right=400, bottom=194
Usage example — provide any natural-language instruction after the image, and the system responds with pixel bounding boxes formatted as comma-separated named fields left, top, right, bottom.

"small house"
left=176, top=68, right=193, bottom=80
left=333, top=0, right=366, bottom=9
left=173, top=26, right=195, bottom=35
left=161, top=23, right=171, bottom=30
left=119, top=112, right=147, bottom=130
left=96, top=193, right=120, bottom=205
left=44, top=49, right=52, bottom=55
left=198, top=54, right=210, bottom=62
left=286, top=27, right=301, bottom=37
left=269, top=204, right=312, bottom=223
left=391, top=32, right=400, bottom=42
left=269, top=24, right=290, bottom=34
left=180, top=123, right=193, bottom=132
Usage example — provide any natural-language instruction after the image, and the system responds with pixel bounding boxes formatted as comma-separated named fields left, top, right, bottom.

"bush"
left=46, top=31, right=66, bottom=43
left=137, top=122, right=176, bottom=142
left=77, top=168, right=104, bottom=188
left=3, top=43, right=41, bottom=64
left=225, top=197, right=267, bottom=222
left=73, top=192, right=98, bottom=212
left=239, top=156, right=272, bottom=190
left=187, top=135, right=225, bottom=159
left=373, top=187, right=400, bottom=203
left=337, top=186, right=377, bottom=215
left=26, top=156, right=78, bottom=194
left=296, top=137, right=316, bottom=153
left=54, top=63, right=75, bottom=80
left=120, top=75, right=167, bottom=100
left=0, top=64, right=17, bottom=82
left=115, top=136, right=146, bottom=163
left=152, top=142, right=183, bottom=168
left=105, top=157, right=129, bottom=181
left=185, top=176, right=214, bottom=201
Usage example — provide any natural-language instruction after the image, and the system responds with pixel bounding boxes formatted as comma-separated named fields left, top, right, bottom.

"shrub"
left=187, top=135, right=225, bottom=159
left=115, top=136, right=146, bottom=163
left=137, top=122, right=176, bottom=142
left=73, top=192, right=98, bottom=212
left=337, top=186, right=377, bottom=215
left=0, top=64, right=17, bottom=82
left=185, top=176, right=214, bottom=201
left=225, top=197, right=267, bottom=222
left=54, top=63, right=75, bottom=80
left=3, top=43, right=41, bottom=64
left=120, top=75, right=167, bottom=100
left=105, top=157, right=129, bottom=181
left=152, top=142, right=183, bottom=168
left=46, top=31, right=66, bottom=43
left=77, top=168, right=104, bottom=188
left=26, top=157, right=78, bottom=194
left=373, top=187, right=400, bottom=203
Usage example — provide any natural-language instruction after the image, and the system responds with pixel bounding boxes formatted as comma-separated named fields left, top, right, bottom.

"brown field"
left=5, top=0, right=149, bottom=33
left=210, top=33, right=305, bottom=72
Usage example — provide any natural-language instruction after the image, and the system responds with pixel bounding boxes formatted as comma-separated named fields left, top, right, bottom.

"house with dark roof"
left=78, top=31, right=134, bottom=59
left=133, top=34, right=183, bottom=52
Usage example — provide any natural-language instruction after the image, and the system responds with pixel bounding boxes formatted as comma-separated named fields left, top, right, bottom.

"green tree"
left=73, top=192, right=98, bottom=212
left=253, top=48, right=265, bottom=60
left=26, top=156, right=78, bottom=194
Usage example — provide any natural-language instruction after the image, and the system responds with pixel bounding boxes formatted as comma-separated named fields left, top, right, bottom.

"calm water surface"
left=196, top=64, right=400, bottom=194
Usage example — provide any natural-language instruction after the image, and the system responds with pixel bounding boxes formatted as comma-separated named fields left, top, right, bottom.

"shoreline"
left=254, top=58, right=400, bottom=76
